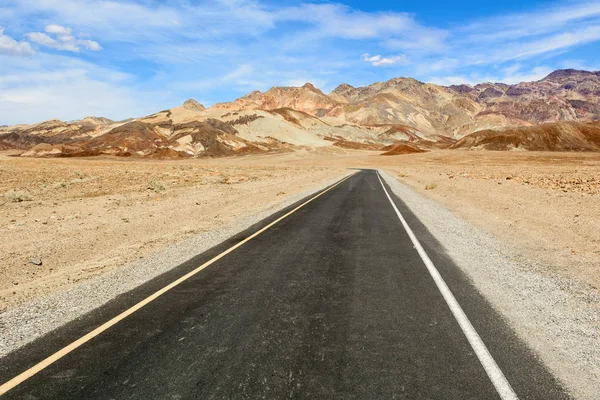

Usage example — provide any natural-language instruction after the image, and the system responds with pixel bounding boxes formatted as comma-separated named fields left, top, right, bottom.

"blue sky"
left=1, top=0, right=599, bottom=124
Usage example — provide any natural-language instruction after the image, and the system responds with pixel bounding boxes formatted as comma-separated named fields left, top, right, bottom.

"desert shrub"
left=5, top=190, right=33, bottom=202
left=148, top=181, right=166, bottom=192
left=73, top=171, right=88, bottom=179
left=52, top=181, right=68, bottom=189
left=425, top=183, right=438, bottom=190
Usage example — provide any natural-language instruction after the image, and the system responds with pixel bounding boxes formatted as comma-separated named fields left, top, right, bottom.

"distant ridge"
left=2, top=69, right=600, bottom=157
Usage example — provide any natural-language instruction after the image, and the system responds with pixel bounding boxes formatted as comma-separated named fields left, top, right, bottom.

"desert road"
left=0, top=170, right=569, bottom=399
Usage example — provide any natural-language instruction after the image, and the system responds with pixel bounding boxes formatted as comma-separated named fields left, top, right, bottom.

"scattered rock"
left=29, top=258, right=42, bottom=266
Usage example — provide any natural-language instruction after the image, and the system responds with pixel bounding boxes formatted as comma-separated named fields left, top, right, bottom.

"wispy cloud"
left=462, top=1, right=600, bottom=42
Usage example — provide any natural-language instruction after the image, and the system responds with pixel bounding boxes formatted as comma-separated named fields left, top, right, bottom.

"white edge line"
left=376, top=170, right=519, bottom=400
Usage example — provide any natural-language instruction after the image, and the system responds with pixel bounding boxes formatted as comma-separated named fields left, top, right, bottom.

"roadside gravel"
left=0, top=171, right=353, bottom=357
left=380, top=169, right=599, bottom=400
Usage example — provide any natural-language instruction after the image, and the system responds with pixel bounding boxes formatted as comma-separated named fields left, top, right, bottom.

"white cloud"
left=0, top=27, right=34, bottom=56
left=45, top=24, right=71, bottom=35
left=26, top=25, right=101, bottom=52
left=27, top=32, right=57, bottom=47
left=362, top=53, right=408, bottom=66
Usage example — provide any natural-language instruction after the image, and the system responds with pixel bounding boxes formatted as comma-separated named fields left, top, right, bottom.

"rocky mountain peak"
left=299, top=82, right=327, bottom=95
left=183, top=98, right=206, bottom=111
left=332, top=83, right=356, bottom=93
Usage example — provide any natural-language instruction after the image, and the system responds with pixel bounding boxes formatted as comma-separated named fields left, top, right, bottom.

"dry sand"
left=3, top=149, right=597, bottom=310
left=0, top=151, right=346, bottom=311
left=1, top=148, right=599, bottom=397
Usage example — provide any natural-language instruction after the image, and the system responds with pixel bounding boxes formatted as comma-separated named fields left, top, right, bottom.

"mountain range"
left=1, top=69, right=599, bottom=157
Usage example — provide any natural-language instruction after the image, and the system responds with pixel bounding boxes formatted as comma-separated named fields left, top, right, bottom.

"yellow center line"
left=0, top=171, right=358, bottom=396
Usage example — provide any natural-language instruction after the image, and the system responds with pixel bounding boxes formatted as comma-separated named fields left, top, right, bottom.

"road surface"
left=0, top=170, right=569, bottom=399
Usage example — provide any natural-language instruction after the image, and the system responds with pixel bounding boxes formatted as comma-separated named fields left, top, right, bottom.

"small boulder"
left=29, top=257, right=42, bottom=266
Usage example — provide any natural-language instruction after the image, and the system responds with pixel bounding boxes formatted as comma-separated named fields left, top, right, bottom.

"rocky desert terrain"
left=1, top=69, right=600, bottom=158
left=1, top=68, right=599, bottom=312
left=0, top=151, right=347, bottom=310
left=1, top=68, right=599, bottom=400
left=1, top=69, right=599, bottom=310
left=1, top=147, right=598, bottom=312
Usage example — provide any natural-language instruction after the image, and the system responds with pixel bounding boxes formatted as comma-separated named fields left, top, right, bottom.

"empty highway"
left=0, top=170, right=569, bottom=399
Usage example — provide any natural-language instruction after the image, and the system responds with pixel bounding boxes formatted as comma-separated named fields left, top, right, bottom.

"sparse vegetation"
left=52, top=181, right=69, bottom=189
left=425, top=183, right=438, bottom=190
left=4, top=190, right=33, bottom=202
left=230, top=114, right=263, bottom=126
left=147, top=181, right=166, bottom=192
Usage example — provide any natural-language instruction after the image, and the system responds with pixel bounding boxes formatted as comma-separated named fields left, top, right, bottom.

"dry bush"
left=4, top=190, right=33, bottom=202
left=147, top=181, right=166, bottom=192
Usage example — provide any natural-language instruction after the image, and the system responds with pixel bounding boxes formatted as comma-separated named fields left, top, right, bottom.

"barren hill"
left=449, top=69, right=600, bottom=126
left=212, top=83, right=339, bottom=117
left=2, top=69, right=600, bottom=157
left=451, top=121, right=600, bottom=151
left=213, top=69, right=600, bottom=139
left=19, top=110, right=284, bottom=158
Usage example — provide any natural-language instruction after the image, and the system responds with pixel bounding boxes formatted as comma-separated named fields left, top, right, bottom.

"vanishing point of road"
left=0, top=170, right=569, bottom=399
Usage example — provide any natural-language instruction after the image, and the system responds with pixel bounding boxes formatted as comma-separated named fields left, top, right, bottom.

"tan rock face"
left=213, top=83, right=340, bottom=116
left=451, top=121, right=600, bottom=151
left=11, top=115, right=284, bottom=159
left=2, top=69, right=600, bottom=157
left=213, top=69, right=600, bottom=140
left=450, top=70, right=600, bottom=126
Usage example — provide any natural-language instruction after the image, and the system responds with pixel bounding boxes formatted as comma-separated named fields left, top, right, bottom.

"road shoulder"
left=379, top=169, right=599, bottom=400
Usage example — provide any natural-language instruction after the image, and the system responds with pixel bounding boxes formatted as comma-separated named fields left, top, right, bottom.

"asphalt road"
left=0, top=170, right=570, bottom=399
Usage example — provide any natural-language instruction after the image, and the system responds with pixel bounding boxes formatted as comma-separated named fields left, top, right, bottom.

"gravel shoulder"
left=380, top=169, right=600, bottom=400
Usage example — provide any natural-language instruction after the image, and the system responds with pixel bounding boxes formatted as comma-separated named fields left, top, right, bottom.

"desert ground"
left=0, top=150, right=348, bottom=311
left=1, top=148, right=599, bottom=312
